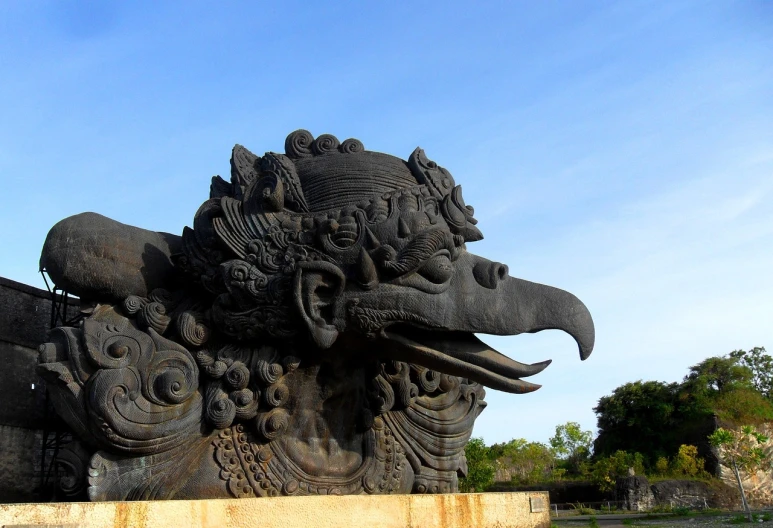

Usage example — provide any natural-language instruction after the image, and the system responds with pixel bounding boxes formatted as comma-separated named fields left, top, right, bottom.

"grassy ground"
left=553, top=510, right=773, bottom=527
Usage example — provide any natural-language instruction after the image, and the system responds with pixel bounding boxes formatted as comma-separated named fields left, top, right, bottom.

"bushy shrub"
left=670, top=444, right=709, bottom=478
left=654, top=456, right=669, bottom=475
left=489, top=438, right=560, bottom=485
left=586, top=450, right=645, bottom=492
left=459, top=438, right=495, bottom=492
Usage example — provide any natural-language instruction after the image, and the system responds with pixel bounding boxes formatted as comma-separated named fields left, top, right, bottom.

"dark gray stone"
left=616, top=476, right=654, bottom=511
left=0, top=424, right=43, bottom=503
left=40, top=212, right=182, bottom=302
left=0, top=277, right=78, bottom=428
left=0, top=277, right=78, bottom=502
left=37, top=130, right=596, bottom=501
left=651, top=479, right=713, bottom=509
left=617, top=476, right=740, bottom=511
left=0, top=276, right=60, bottom=351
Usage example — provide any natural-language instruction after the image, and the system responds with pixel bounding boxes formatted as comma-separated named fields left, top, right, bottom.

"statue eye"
left=417, top=254, right=453, bottom=284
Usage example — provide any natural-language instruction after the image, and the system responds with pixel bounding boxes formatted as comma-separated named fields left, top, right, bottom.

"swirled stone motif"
left=38, top=130, right=596, bottom=500
left=53, top=441, right=91, bottom=499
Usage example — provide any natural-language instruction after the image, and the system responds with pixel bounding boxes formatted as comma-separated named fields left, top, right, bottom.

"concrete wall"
left=0, top=276, right=78, bottom=503
left=0, top=425, right=43, bottom=502
left=0, top=492, right=551, bottom=528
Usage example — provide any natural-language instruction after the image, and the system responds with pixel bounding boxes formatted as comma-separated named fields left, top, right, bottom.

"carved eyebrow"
left=279, top=184, right=434, bottom=221
left=375, top=228, right=457, bottom=277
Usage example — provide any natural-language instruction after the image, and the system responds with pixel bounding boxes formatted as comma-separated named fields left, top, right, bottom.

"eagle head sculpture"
left=37, top=130, right=594, bottom=500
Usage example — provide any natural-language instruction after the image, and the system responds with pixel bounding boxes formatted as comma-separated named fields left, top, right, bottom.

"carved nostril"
left=473, top=260, right=508, bottom=289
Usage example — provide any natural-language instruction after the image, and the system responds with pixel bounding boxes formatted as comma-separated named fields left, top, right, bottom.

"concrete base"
left=0, top=492, right=549, bottom=528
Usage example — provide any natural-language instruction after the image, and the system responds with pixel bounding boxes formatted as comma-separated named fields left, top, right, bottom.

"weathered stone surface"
left=492, top=481, right=611, bottom=504
left=617, top=476, right=739, bottom=511
left=0, top=276, right=63, bottom=351
left=616, top=476, right=654, bottom=511
left=650, top=480, right=712, bottom=509
left=716, top=423, right=773, bottom=507
left=37, top=130, right=596, bottom=501
left=0, top=277, right=80, bottom=503
left=0, top=424, right=43, bottom=502
left=1, top=492, right=550, bottom=528
left=0, top=342, right=46, bottom=429
left=40, top=212, right=182, bottom=302
left=650, top=479, right=739, bottom=510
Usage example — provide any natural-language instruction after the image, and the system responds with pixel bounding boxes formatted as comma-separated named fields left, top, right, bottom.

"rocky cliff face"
left=616, top=476, right=653, bottom=511
left=715, top=423, right=773, bottom=507
left=616, top=476, right=738, bottom=511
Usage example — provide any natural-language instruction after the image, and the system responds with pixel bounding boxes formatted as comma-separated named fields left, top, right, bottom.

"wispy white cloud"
left=475, top=150, right=773, bottom=443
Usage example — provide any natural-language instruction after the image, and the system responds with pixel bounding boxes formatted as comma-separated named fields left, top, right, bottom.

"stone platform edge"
left=0, top=491, right=549, bottom=528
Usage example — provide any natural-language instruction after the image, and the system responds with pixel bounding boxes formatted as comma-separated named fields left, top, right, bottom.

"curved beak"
left=360, top=252, right=595, bottom=394
left=502, top=277, right=595, bottom=361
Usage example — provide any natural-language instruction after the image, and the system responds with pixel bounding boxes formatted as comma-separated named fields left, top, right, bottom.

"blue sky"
left=1, top=1, right=771, bottom=445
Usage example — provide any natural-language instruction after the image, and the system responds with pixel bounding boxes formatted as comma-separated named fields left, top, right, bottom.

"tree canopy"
left=488, top=438, right=556, bottom=484
left=549, top=421, right=593, bottom=474
left=459, top=438, right=495, bottom=492
left=462, top=346, right=772, bottom=491
left=682, top=354, right=773, bottom=424
left=593, top=380, right=682, bottom=462
left=594, top=350, right=773, bottom=465
left=730, top=347, right=773, bottom=399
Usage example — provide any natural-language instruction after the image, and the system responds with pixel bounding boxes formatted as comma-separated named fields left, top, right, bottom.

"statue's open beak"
left=383, top=327, right=552, bottom=393
left=377, top=254, right=595, bottom=394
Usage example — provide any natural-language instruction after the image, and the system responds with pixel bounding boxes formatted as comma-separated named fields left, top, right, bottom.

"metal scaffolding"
left=37, top=268, right=82, bottom=501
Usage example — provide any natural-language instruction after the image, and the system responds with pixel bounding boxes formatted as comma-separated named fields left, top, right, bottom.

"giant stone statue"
left=37, top=130, right=595, bottom=501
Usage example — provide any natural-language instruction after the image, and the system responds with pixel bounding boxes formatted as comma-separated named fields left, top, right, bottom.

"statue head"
left=175, top=130, right=594, bottom=395
left=38, top=130, right=595, bottom=500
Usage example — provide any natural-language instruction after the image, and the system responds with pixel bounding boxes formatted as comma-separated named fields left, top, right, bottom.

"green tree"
left=709, top=426, right=772, bottom=522
left=594, top=352, right=773, bottom=467
left=730, top=347, right=773, bottom=399
left=682, top=356, right=752, bottom=397
left=459, top=438, right=495, bottom=492
left=586, top=450, right=645, bottom=492
left=488, top=437, right=527, bottom=461
left=509, top=442, right=556, bottom=485
left=549, top=422, right=593, bottom=475
left=681, top=355, right=773, bottom=424
left=593, top=380, right=680, bottom=462
left=654, top=456, right=669, bottom=475
left=489, top=438, right=557, bottom=485
left=651, top=446, right=708, bottom=478
left=712, top=386, right=773, bottom=424
left=670, top=444, right=708, bottom=478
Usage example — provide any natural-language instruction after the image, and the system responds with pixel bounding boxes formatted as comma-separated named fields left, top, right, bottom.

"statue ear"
left=293, top=261, right=346, bottom=349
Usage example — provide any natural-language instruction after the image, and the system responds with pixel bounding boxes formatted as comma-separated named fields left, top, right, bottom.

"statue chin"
left=276, top=358, right=370, bottom=478
left=37, top=130, right=594, bottom=501
left=278, top=414, right=367, bottom=479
